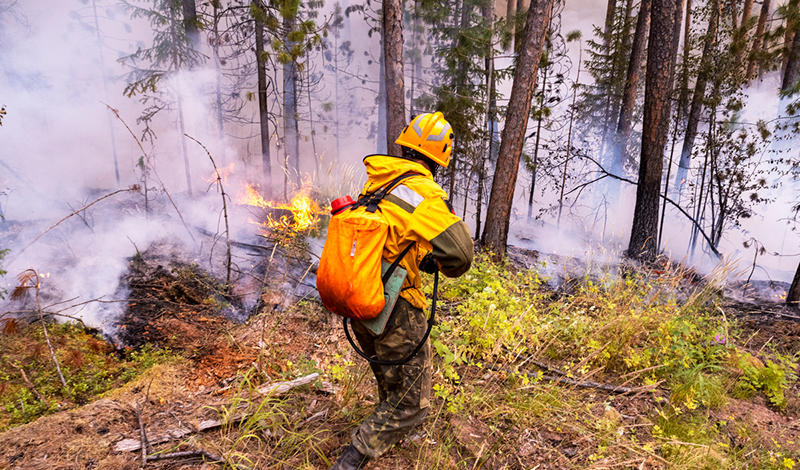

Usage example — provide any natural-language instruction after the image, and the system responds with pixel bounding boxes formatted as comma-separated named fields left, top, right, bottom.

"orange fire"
left=237, top=184, right=320, bottom=234
left=204, top=162, right=236, bottom=184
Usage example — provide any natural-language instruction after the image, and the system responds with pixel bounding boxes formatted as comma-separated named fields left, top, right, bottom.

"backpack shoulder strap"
left=356, top=173, right=419, bottom=213
left=381, top=240, right=416, bottom=285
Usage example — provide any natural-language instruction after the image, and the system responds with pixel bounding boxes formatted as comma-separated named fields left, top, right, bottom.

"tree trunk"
left=788, top=261, right=800, bottom=306
left=384, top=0, right=405, bottom=156
left=674, top=0, right=719, bottom=194
left=479, top=0, right=496, bottom=238
left=615, top=0, right=651, bottom=159
left=746, top=0, right=770, bottom=81
left=627, top=0, right=679, bottom=261
left=506, top=0, right=517, bottom=51
left=171, top=11, right=192, bottom=196
left=450, top=0, right=473, bottom=202
left=783, top=2, right=800, bottom=91
left=377, top=48, right=388, bottom=154
left=212, top=2, right=226, bottom=163
left=656, top=0, right=684, bottom=246
left=676, top=0, right=692, bottom=126
left=482, top=0, right=554, bottom=256
left=735, top=0, right=755, bottom=69
left=91, top=0, right=120, bottom=186
left=254, top=8, right=272, bottom=197
left=181, top=0, right=200, bottom=49
left=603, top=0, right=619, bottom=49
left=284, top=16, right=300, bottom=187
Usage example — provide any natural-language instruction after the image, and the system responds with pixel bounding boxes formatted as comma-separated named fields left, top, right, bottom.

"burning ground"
left=1, top=192, right=800, bottom=469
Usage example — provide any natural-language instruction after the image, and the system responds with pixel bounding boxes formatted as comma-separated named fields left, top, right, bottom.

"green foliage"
left=734, top=353, right=797, bottom=409
left=0, top=323, right=178, bottom=431
left=415, top=0, right=508, bottom=197
left=0, top=248, right=8, bottom=299
left=578, top=2, right=636, bottom=138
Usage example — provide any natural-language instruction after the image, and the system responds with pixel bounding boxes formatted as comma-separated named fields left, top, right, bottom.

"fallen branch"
left=136, top=401, right=148, bottom=467
left=256, top=372, right=319, bottom=395
left=146, top=449, right=224, bottom=463
left=485, top=363, right=659, bottom=395
left=14, top=365, right=49, bottom=406
left=114, top=373, right=319, bottom=452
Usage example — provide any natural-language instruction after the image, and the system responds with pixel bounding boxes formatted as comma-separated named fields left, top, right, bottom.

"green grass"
left=0, top=322, right=178, bottom=431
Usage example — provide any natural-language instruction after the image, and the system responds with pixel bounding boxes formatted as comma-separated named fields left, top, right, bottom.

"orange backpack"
left=317, top=174, right=415, bottom=321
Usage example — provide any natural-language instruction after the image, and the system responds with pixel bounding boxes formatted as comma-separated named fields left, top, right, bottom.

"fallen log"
left=113, top=373, right=319, bottom=453
left=256, top=372, right=318, bottom=395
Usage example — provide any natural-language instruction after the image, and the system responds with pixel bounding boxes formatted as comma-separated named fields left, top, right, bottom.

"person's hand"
left=419, top=253, right=438, bottom=274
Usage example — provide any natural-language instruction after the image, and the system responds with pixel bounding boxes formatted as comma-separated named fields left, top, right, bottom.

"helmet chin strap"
left=400, top=147, right=438, bottom=178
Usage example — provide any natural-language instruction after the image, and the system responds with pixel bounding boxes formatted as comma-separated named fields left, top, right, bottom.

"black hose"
left=343, top=271, right=438, bottom=366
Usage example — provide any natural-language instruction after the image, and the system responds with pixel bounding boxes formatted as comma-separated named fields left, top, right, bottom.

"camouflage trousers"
left=350, top=297, right=432, bottom=459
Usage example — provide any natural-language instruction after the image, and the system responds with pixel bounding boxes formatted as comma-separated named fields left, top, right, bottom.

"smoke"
left=503, top=51, right=799, bottom=289
left=0, top=0, right=381, bottom=335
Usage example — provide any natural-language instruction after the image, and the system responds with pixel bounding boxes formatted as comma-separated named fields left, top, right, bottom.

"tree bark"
left=384, top=0, right=405, bottom=156
left=377, top=48, right=388, bottom=154
left=603, top=0, right=619, bottom=49
left=254, top=6, right=272, bottom=197
left=674, top=0, right=719, bottom=194
left=676, top=0, right=692, bottom=125
left=482, top=0, right=554, bottom=255
left=735, top=0, right=755, bottom=69
left=783, top=0, right=800, bottom=91
left=181, top=0, right=200, bottom=49
left=788, top=260, right=800, bottom=306
left=615, top=0, right=651, bottom=159
left=746, top=0, right=771, bottom=81
left=211, top=2, right=226, bottom=163
left=506, top=0, right=517, bottom=51
left=627, top=0, right=679, bottom=261
left=284, top=16, right=300, bottom=187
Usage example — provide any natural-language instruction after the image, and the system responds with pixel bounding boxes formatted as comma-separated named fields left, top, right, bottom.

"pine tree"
left=120, top=0, right=207, bottom=196
left=483, top=0, right=553, bottom=255
left=628, top=0, right=680, bottom=261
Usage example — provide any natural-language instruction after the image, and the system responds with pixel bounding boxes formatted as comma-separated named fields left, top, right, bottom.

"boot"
left=330, top=444, right=368, bottom=470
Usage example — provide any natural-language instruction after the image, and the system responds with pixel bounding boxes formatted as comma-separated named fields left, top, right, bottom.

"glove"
left=419, top=253, right=439, bottom=274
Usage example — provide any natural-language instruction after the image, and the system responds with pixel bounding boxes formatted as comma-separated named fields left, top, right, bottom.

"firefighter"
left=330, top=112, right=474, bottom=469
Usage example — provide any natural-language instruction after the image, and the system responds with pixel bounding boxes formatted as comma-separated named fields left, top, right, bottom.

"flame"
left=237, top=184, right=319, bottom=234
left=204, top=162, right=236, bottom=184
left=238, top=184, right=271, bottom=208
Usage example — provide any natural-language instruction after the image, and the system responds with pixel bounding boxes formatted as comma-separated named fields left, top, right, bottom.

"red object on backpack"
left=330, top=196, right=356, bottom=215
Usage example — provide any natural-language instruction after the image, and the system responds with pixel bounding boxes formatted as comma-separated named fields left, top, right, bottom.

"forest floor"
left=1, top=243, right=799, bottom=470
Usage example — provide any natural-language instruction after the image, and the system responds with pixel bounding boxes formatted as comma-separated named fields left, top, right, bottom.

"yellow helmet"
left=395, top=112, right=454, bottom=168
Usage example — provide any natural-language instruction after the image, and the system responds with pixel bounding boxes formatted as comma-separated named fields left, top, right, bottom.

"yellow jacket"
left=359, top=155, right=474, bottom=310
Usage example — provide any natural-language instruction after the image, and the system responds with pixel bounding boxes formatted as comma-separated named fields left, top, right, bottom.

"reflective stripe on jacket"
left=360, top=154, right=474, bottom=310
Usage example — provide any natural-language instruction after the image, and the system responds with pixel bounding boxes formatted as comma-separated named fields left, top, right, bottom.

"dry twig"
left=13, top=364, right=49, bottom=406
left=186, top=134, right=232, bottom=291
left=146, top=450, right=224, bottom=463
left=11, top=269, right=68, bottom=388
left=5, top=188, right=138, bottom=267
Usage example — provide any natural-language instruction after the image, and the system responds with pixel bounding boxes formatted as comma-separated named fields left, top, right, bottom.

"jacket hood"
left=361, top=154, right=432, bottom=194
